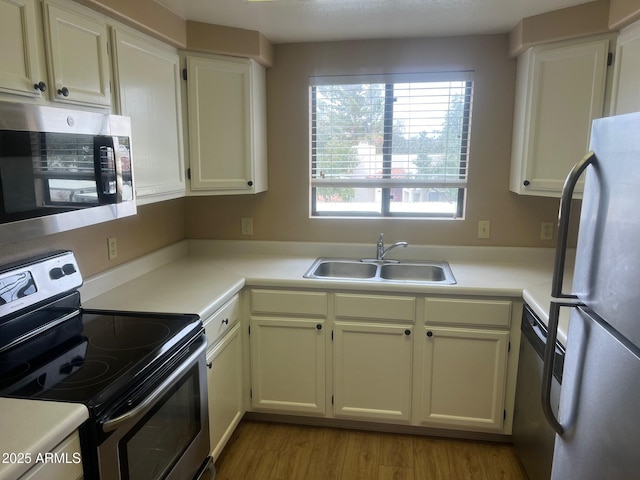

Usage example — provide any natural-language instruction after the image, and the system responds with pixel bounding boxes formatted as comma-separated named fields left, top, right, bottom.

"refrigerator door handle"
left=551, top=151, right=596, bottom=299
left=542, top=300, right=579, bottom=435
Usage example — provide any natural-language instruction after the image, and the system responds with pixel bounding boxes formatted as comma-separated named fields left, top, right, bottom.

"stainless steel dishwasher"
left=513, top=304, right=565, bottom=480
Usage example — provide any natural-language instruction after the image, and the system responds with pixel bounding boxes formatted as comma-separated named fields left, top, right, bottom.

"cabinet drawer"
left=334, top=293, right=415, bottom=322
left=20, top=431, right=82, bottom=480
left=424, top=298, right=512, bottom=328
left=204, top=295, right=240, bottom=346
left=251, top=289, right=327, bottom=317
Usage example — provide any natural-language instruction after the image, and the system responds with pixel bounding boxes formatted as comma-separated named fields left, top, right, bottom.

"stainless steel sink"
left=311, top=260, right=377, bottom=279
left=303, top=258, right=456, bottom=284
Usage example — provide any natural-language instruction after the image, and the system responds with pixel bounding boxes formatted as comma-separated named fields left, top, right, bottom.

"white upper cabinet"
left=185, top=54, right=267, bottom=195
left=610, top=20, right=640, bottom=115
left=43, top=0, right=111, bottom=107
left=111, top=26, right=185, bottom=204
left=510, top=36, right=611, bottom=197
left=0, top=0, right=46, bottom=98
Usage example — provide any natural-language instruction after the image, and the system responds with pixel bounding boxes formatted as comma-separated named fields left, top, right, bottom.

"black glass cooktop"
left=0, top=308, right=201, bottom=417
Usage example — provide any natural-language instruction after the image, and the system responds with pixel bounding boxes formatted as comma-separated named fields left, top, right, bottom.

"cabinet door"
left=250, top=317, right=325, bottom=414
left=0, top=0, right=45, bottom=98
left=611, top=21, right=640, bottom=115
left=333, top=322, right=413, bottom=422
left=419, top=326, right=509, bottom=431
left=206, top=323, right=243, bottom=461
left=186, top=55, right=267, bottom=194
left=43, top=0, right=110, bottom=107
left=510, top=38, right=609, bottom=197
left=112, top=27, right=185, bottom=204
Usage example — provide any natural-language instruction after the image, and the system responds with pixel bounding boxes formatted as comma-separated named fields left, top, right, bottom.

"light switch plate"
left=478, top=220, right=490, bottom=239
left=107, top=237, right=118, bottom=260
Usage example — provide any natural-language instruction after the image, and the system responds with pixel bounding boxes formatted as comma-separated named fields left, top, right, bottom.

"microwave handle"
left=93, top=136, right=118, bottom=203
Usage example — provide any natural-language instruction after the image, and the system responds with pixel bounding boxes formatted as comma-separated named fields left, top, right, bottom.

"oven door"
left=97, top=337, right=210, bottom=480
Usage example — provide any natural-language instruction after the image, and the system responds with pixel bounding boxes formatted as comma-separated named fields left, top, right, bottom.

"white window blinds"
left=310, top=72, right=473, bottom=190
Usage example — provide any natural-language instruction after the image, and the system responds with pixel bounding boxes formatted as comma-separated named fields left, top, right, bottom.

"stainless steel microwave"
left=0, top=102, right=136, bottom=246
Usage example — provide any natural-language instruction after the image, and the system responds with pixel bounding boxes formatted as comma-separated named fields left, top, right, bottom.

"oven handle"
left=101, top=341, right=205, bottom=433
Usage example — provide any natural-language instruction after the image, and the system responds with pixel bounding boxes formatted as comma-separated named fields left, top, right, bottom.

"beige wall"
left=0, top=199, right=186, bottom=278
left=185, top=35, right=569, bottom=248
left=509, top=0, right=611, bottom=56
left=609, top=0, right=640, bottom=28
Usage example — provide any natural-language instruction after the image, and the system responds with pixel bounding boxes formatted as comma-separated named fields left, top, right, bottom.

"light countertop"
left=0, top=399, right=88, bottom=480
left=2, top=239, right=566, bottom=473
left=82, top=240, right=564, bottom=326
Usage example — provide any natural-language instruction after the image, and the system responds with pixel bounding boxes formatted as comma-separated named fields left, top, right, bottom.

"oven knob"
left=62, top=263, right=77, bottom=275
left=49, top=267, right=65, bottom=280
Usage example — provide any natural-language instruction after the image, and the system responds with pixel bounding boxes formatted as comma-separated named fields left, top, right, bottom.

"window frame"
left=309, top=72, right=473, bottom=219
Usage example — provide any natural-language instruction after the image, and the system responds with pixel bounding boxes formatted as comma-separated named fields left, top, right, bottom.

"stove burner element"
left=89, top=319, right=172, bottom=351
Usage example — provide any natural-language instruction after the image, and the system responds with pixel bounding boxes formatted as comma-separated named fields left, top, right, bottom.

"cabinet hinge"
left=187, top=168, right=191, bottom=180
left=508, top=341, right=511, bottom=353
left=331, top=395, right=334, bottom=405
left=504, top=410, right=507, bottom=420
left=248, top=325, right=250, bottom=335
left=608, top=52, right=613, bottom=66
left=331, top=330, right=334, bottom=341
left=182, top=68, right=188, bottom=81
left=250, top=389, right=253, bottom=399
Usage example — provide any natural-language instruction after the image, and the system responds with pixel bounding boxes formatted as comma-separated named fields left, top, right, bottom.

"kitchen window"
left=310, top=72, right=473, bottom=218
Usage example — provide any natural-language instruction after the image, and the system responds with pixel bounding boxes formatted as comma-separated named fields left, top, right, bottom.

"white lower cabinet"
left=203, top=295, right=244, bottom=461
left=333, top=322, right=413, bottom=422
left=206, top=323, right=243, bottom=461
left=245, top=289, right=518, bottom=436
left=248, top=289, right=328, bottom=415
left=418, top=326, right=509, bottom=431
left=249, top=317, right=326, bottom=414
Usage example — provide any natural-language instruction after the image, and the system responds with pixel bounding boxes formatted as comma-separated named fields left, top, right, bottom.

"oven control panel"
left=0, top=251, right=82, bottom=318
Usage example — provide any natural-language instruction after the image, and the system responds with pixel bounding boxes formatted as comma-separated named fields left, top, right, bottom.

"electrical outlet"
left=107, top=237, right=118, bottom=260
left=478, top=220, right=491, bottom=239
left=241, top=217, right=254, bottom=236
left=541, top=221, right=554, bottom=241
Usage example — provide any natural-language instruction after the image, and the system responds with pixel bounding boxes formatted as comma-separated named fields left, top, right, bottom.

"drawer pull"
left=426, top=331, right=433, bottom=337
left=222, top=318, right=229, bottom=325
left=207, top=362, right=212, bottom=369
left=404, top=329, right=411, bottom=336
left=316, top=324, right=323, bottom=330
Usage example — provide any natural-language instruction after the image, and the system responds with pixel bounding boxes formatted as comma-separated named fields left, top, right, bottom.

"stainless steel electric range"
left=0, top=251, right=213, bottom=480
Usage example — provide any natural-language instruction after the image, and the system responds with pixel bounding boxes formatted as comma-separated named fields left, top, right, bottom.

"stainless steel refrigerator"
left=544, top=111, right=640, bottom=479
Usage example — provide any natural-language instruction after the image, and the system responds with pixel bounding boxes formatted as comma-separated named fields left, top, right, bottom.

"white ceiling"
left=153, top=0, right=595, bottom=44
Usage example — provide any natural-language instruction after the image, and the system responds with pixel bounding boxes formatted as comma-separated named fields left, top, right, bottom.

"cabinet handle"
left=222, top=318, right=229, bottom=325
left=247, top=180, right=254, bottom=187
left=58, top=86, right=70, bottom=97
left=316, top=324, right=322, bottom=330
left=523, top=180, right=530, bottom=186
left=404, top=329, right=411, bottom=336
left=33, top=81, right=47, bottom=92
left=426, top=331, right=433, bottom=337
left=206, top=362, right=212, bottom=369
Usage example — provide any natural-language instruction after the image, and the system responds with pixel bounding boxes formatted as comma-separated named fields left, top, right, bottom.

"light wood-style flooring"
left=213, top=420, right=528, bottom=480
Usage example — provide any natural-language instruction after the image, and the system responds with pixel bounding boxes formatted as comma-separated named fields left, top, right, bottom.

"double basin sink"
left=303, top=257, right=456, bottom=285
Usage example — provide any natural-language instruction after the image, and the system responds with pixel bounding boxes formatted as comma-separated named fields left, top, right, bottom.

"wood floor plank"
left=341, top=430, right=382, bottom=480
left=379, top=432, right=414, bottom=469
left=413, top=435, right=451, bottom=480
left=303, top=426, right=349, bottom=480
left=446, top=440, right=488, bottom=480
left=214, top=420, right=527, bottom=480
left=270, top=424, right=318, bottom=480
left=378, top=465, right=414, bottom=480
left=477, top=442, right=527, bottom=480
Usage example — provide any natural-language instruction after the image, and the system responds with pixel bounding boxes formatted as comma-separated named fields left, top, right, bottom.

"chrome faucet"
left=376, top=233, right=408, bottom=261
